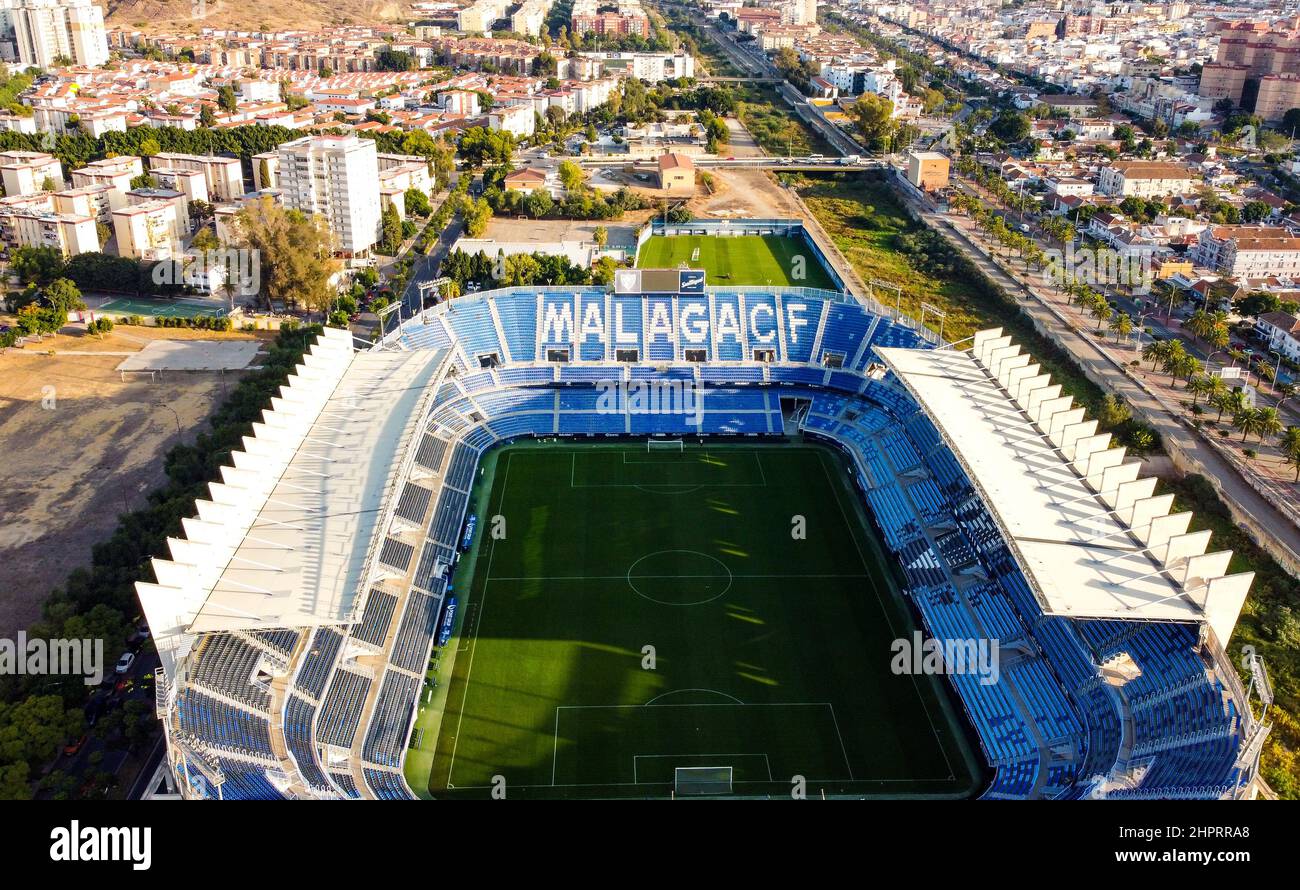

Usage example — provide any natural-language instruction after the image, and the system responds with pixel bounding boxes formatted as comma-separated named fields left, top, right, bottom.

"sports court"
left=94, top=297, right=230, bottom=319
left=417, top=441, right=980, bottom=799
left=636, top=234, right=837, bottom=289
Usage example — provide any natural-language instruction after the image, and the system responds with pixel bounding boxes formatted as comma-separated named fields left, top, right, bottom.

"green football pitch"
left=408, top=441, right=982, bottom=799
left=636, top=235, right=838, bottom=290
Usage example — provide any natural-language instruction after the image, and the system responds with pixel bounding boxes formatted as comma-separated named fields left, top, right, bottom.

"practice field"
left=94, top=297, right=229, bottom=319
left=636, top=234, right=837, bottom=289
left=413, top=441, right=982, bottom=799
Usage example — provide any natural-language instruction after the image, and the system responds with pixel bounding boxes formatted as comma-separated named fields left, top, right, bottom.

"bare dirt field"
left=0, top=324, right=267, bottom=636
left=690, top=168, right=806, bottom=220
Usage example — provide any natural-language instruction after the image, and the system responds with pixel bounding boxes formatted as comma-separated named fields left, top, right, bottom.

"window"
left=752, top=348, right=775, bottom=363
left=615, top=348, right=639, bottom=362
left=477, top=353, right=500, bottom=368
left=684, top=349, right=706, bottom=362
left=821, top=352, right=845, bottom=369
left=547, top=348, right=570, bottom=363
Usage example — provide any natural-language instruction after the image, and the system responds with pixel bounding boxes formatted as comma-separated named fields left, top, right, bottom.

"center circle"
left=627, top=550, right=733, bottom=606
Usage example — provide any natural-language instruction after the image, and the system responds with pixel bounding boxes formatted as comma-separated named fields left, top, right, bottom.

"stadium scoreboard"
left=615, top=269, right=707, bottom=295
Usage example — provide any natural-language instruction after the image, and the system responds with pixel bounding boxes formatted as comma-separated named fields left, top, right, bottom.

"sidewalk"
left=904, top=192, right=1300, bottom=573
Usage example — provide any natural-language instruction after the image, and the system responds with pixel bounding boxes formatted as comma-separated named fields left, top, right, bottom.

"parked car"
left=63, top=735, right=88, bottom=757
left=114, top=651, right=135, bottom=675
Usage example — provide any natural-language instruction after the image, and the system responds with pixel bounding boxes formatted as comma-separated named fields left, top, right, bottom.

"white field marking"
left=551, top=701, right=852, bottom=787
left=644, top=687, right=744, bottom=705
left=626, top=549, right=732, bottom=606
left=632, top=753, right=772, bottom=784
left=814, top=450, right=956, bottom=779
left=444, top=449, right=513, bottom=789
left=826, top=702, right=855, bottom=781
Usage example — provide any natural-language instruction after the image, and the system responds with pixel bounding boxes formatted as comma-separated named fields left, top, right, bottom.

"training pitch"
left=411, top=441, right=981, bottom=799
left=636, top=235, right=838, bottom=290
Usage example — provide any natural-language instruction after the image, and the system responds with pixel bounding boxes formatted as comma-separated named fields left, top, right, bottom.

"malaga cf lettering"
left=539, top=297, right=811, bottom=346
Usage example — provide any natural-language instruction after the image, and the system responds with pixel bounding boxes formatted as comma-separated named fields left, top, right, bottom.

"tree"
left=1280, top=426, right=1300, bottom=480
left=217, top=85, right=238, bottom=114
left=1212, top=388, right=1246, bottom=423
left=847, top=93, right=896, bottom=152
left=1128, top=428, right=1155, bottom=457
left=11, top=245, right=65, bottom=285
left=461, top=196, right=493, bottom=237
left=989, top=111, right=1031, bottom=144
left=1233, top=406, right=1263, bottom=442
left=1098, top=394, right=1132, bottom=429
left=524, top=188, right=554, bottom=219
left=403, top=188, right=431, bottom=218
left=232, top=196, right=340, bottom=312
left=199, top=103, right=216, bottom=128
left=593, top=225, right=608, bottom=248
left=42, top=278, right=84, bottom=314
left=380, top=204, right=403, bottom=255
left=1108, top=311, right=1134, bottom=342
left=558, top=160, right=587, bottom=194
left=1256, top=406, right=1284, bottom=442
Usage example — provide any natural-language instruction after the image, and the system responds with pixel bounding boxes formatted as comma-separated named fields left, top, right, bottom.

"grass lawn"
left=412, top=440, right=982, bottom=799
left=637, top=234, right=837, bottom=289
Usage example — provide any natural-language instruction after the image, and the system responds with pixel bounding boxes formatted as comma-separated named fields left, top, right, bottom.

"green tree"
left=403, top=187, right=431, bottom=217
left=380, top=204, right=403, bottom=255
left=233, top=196, right=340, bottom=312
left=847, top=93, right=896, bottom=152
left=217, top=85, right=238, bottom=114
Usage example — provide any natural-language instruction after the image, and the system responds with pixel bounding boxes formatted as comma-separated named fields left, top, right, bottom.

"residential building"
left=1255, top=310, right=1300, bottom=362
left=150, top=153, right=245, bottom=203
left=1191, top=225, right=1300, bottom=279
left=112, top=198, right=182, bottom=260
left=906, top=151, right=949, bottom=191
left=10, top=0, right=108, bottom=69
left=276, top=134, right=382, bottom=257
left=1096, top=161, right=1198, bottom=198
left=0, top=150, right=64, bottom=196
left=657, top=152, right=694, bottom=196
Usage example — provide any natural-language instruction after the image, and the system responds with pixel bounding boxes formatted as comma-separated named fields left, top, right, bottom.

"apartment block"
left=150, top=153, right=244, bottom=203
left=0, top=150, right=64, bottom=196
left=1191, top=225, right=1300, bottom=279
left=276, top=134, right=382, bottom=257
left=1096, top=161, right=1198, bottom=198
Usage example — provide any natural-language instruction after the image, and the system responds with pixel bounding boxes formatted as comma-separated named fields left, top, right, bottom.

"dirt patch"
left=0, top=325, right=266, bottom=635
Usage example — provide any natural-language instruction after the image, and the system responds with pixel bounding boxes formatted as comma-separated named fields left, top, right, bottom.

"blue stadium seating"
left=171, top=285, right=1250, bottom=800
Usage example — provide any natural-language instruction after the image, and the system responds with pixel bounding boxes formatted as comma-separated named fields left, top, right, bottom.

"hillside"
left=105, top=0, right=414, bottom=32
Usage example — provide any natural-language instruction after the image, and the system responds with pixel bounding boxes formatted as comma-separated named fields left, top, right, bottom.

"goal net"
left=647, top=438, right=684, bottom=452
left=675, top=766, right=733, bottom=796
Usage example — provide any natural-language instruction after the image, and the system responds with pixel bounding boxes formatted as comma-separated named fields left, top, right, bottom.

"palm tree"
left=1277, top=382, right=1297, bottom=413
left=1142, top=338, right=1166, bottom=371
left=1109, top=311, right=1134, bottom=343
left=1256, top=406, right=1284, bottom=442
left=1213, top=388, right=1246, bottom=423
left=1090, top=298, right=1112, bottom=333
left=1280, top=426, right=1300, bottom=481
left=1186, top=372, right=1215, bottom=406
left=1233, top=406, right=1263, bottom=442
left=1159, top=339, right=1188, bottom=380
left=1185, top=308, right=1214, bottom=344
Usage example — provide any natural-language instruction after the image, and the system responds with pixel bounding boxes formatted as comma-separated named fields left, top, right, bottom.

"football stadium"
left=138, top=221, right=1269, bottom=800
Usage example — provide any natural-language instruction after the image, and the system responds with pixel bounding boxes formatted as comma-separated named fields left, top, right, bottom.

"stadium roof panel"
left=877, top=333, right=1252, bottom=644
left=138, top=328, right=449, bottom=676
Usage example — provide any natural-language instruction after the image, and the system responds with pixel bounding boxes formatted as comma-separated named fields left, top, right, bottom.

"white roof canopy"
left=878, top=330, right=1252, bottom=643
left=137, top=327, right=448, bottom=676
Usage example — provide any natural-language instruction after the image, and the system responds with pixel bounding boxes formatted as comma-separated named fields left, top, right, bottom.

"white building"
left=488, top=103, right=535, bottom=138
left=276, top=134, right=382, bottom=257
left=1096, top=161, right=1198, bottom=198
left=1191, top=225, right=1300, bottom=279
left=150, top=153, right=244, bottom=203
left=578, top=51, right=695, bottom=83
left=0, top=150, right=64, bottom=196
left=9, top=0, right=108, bottom=69
left=1255, top=311, right=1300, bottom=362
left=112, top=198, right=182, bottom=261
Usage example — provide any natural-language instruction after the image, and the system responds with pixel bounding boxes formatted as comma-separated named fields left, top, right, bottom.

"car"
left=114, top=652, right=135, bottom=675
left=63, top=735, right=87, bottom=757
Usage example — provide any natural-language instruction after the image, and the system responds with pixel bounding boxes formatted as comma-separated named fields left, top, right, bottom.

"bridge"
left=574, top=155, right=892, bottom=172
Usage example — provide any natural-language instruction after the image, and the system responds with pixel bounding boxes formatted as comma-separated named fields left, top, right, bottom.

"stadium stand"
left=145, top=283, right=1262, bottom=800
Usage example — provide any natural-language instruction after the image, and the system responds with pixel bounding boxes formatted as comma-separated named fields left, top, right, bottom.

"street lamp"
left=155, top=403, right=181, bottom=436
left=1134, top=312, right=1150, bottom=354
left=1270, top=349, right=1285, bottom=394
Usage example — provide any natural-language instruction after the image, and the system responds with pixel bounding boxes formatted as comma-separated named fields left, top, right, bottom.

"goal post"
left=675, top=766, right=733, bottom=796
left=647, top=438, right=684, bottom=452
